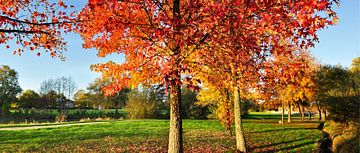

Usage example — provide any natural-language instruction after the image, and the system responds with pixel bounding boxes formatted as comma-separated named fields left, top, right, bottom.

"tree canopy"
left=0, top=0, right=76, bottom=58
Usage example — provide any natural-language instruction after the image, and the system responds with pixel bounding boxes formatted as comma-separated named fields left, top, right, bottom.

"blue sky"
left=0, top=1, right=359, bottom=92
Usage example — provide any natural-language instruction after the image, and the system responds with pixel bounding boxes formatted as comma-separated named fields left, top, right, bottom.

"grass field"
left=0, top=119, right=322, bottom=153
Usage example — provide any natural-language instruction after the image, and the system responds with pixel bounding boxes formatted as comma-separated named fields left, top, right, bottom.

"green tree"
left=18, top=90, right=41, bottom=111
left=316, top=64, right=359, bottom=122
left=0, top=65, right=22, bottom=115
left=181, top=87, right=209, bottom=119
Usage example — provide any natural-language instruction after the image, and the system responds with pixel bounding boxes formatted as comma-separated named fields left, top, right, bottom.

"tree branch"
left=0, top=29, right=50, bottom=34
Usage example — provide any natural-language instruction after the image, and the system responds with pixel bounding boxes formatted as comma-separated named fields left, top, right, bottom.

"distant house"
left=59, top=100, right=75, bottom=109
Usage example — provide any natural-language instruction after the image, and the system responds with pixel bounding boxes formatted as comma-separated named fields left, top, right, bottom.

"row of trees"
left=1, top=0, right=340, bottom=152
left=260, top=56, right=359, bottom=123
left=0, top=65, right=79, bottom=114
left=17, top=90, right=68, bottom=111
left=0, top=67, right=209, bottom=119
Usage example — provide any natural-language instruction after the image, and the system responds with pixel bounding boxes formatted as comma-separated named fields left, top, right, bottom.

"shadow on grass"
left=275, top=141, right=317, bottom=152
left=250, top=127, right=318, bottom=134
left=251, top=138, right=307, bottom=149
left=252, top=139, right=317, bottom=153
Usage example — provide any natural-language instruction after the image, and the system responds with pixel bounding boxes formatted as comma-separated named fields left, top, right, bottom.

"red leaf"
left=24, top=41, right=30, bottom=46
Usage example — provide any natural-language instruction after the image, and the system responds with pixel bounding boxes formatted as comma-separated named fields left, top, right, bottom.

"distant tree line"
left=2, top=56, right=358, bottom=123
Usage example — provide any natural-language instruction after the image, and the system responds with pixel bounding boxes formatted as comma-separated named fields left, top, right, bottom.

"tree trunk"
left=225, top=90, right=232, bottom=136
left=316, top=101, right=322, bottom=120
left=168, top=83, right=183, bottom=153
left=308, top=109, right=312, bottom=120
left=300, top=104, right=305, bottom=121
left=168, top=0, right=183, bottom=152
left=297, top=103, right=303, bottom=122
left=234, top=87, right=247, bottom=152
left=287, top=102, right=292, bottom=123
left=0, top=103, right=3, bottom=116
left=322, top=110, right=327, bottom=121
left=281, top=103, right=284, bottom=124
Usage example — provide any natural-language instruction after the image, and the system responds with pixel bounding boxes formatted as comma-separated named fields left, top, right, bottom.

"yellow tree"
left=196, top=85, right=234, bottom=136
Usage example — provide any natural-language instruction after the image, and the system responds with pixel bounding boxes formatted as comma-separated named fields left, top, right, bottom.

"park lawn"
left=0, top=120, right=322, bottom=153
left=0, top=120, right=108, bottom=128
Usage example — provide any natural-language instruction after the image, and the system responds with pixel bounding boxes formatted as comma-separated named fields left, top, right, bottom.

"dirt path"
left=0, top=122, right=107, bottom=131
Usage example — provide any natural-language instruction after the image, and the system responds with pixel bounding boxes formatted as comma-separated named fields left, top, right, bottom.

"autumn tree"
left=76, top=1, right=234, bottom=152
left=76, top=0, right=338, bottom=152
left=0, top=0, right=76, bottom=58
left=191, top=1, right=337, bottom=151
left=350, top=57, right=360, bottom=73
left=197, top=85, right=234, bottom=136
left=263, top=50, right=317, bottom=123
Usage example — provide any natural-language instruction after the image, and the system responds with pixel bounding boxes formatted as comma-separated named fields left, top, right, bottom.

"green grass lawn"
left=0, top=120, right=107, bottom=128
left=0, top=119, right=322, bottom=152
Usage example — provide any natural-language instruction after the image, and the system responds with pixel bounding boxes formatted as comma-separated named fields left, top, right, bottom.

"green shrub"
left=125, top=89, right=162, bottom=119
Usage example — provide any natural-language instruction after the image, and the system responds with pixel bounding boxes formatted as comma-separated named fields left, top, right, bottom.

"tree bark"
left=168, top=1, right=183, bottom=152
left=300, top=104, right=305, bottom=121
left=281, top=103, right=284, bottom=124
left=297, top=103, right=303, bottom=122
left=225, top=90, right=232, bottom=136
left=0, top=103, right=3, bottom=116
left=168, top=83, right=183, bottom=153
left=322, top=110, right=327, bottom=121
left=296, top=103, right=302, bottom=122
left=234, top=86, right=247, bottom=152
left=287, top=102, right=292, bottom=123
left=316, top=102, right=322, bottom=120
